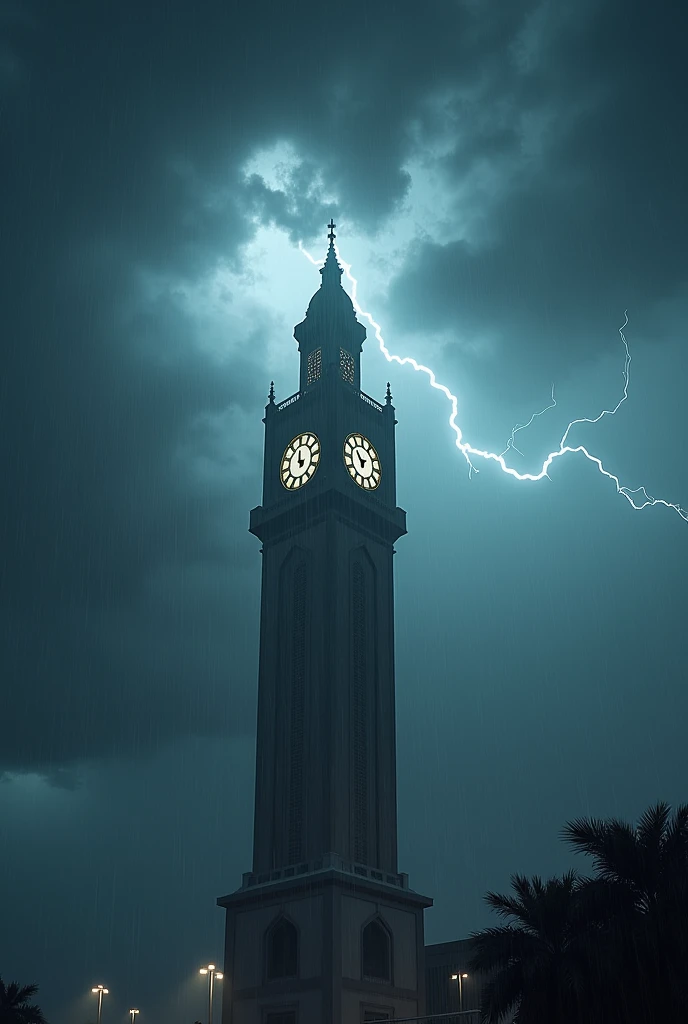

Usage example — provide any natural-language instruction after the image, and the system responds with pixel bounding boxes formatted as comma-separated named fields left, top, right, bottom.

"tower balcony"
left=274, top=387, right=386, bottom=414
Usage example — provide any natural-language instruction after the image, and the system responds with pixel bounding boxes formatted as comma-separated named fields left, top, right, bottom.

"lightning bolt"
left=298, top=241, right=688, bottom=522
left=500, top=384, right=556, bottom=460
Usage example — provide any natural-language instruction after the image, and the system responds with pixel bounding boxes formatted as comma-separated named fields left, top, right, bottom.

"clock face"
left=343, top=433, right=381, bottom=490
left=281, top=433, right=320, bottom=489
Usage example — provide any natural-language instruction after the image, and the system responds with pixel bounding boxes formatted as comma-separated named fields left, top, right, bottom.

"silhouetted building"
left=425, top=940, right=485, bottom=1018
left=218, top=223, right=432, bottom=1024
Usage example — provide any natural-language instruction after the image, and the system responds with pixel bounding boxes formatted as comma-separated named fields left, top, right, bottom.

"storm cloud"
left=1, top=0, right=687, bottom=1021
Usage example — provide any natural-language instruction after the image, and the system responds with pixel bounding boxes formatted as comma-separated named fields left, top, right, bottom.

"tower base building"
left=218, top=857, right=431, bottom=1024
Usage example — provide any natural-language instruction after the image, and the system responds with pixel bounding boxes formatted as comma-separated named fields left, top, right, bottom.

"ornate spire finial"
left=385, top=381, right=392, bottom=405
left=320, top=220, right=343, bottom=285
left=268, top=381, right=275, bottom=404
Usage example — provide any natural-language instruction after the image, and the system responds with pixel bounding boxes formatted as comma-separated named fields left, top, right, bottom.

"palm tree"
left=562, top=801, right=688, bottom=1020
left=467, top=870, right=599, bottom=1024
left=469, top=803, right=688, bottom=1023
left=0, top=980, right=47, bottom=1024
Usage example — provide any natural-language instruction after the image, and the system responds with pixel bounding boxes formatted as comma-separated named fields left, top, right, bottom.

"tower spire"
left=294, top=219, right=366, bottom=391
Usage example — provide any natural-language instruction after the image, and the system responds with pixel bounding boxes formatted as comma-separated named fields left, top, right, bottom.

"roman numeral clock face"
left=343, top=434, right=381, bottom=490
left=280, top=433, right=320, bottom=489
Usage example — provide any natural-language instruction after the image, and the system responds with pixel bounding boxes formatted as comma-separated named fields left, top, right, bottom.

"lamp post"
left=451, top=972, right=468, bottom=1013
left=199, top=964, right=223, bottom=1024
left=129, top=1010, right=140, bottom=1024
left=91, top=985, right=109, bottom=1024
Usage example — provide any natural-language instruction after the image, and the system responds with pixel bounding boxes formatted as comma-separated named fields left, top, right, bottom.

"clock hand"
left=297, top=448, right=306, bottom=468
left=357, top=452, right=367, bottom=469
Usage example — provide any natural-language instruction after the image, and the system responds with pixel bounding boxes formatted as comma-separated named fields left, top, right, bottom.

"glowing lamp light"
left=199, top=964, right=222, bottom=1024
left=91, top=984, right=109, bottom=1024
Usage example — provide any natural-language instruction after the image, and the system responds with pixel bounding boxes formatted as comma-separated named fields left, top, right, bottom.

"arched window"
left=361, top=918, right=392, bottom=983
left=266, top=917, right=299, bottom=981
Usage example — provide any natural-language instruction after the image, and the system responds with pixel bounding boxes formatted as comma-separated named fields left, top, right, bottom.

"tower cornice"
left=249, top=488, right=407, bottom=546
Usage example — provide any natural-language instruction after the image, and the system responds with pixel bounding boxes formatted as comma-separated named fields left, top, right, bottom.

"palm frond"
left=0, top=979, right=46, bottom=1024
left=478, top=963, right=523, bottom=1024
left=635, top=802, right=670, bottom=849
left=18, top=1003, right=48, bottom=1024
left=662, top=804, right=688, bottom=862
left=484, top=890, right=526, bottom=920
left=562, top=815, right=639, bottom=882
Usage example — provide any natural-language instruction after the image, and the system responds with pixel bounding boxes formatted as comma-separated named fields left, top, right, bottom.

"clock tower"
left=218, top=224, right=432, bottom=1024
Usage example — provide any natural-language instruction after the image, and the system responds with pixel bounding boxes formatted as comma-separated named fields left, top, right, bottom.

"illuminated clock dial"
left=281, top=433, right=320, bottom=489
left=343, top=433, right=381, bottom=490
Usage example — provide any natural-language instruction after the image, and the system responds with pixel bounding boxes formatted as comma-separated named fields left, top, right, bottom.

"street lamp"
left=451, top=972, right=468, bottom=1013
left=129, top=1010, right=140, bottom=1024
left=199, top=964, right=223, bottom=1024
left=91, top=985, right=109, bottom=1024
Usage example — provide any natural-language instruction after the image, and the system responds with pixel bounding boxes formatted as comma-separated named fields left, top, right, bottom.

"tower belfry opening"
left=218, top=224, right=432, bottom=1024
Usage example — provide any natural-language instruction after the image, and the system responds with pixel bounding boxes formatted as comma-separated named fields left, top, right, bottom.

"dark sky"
left=1, top=0, right=687, bottom=1021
